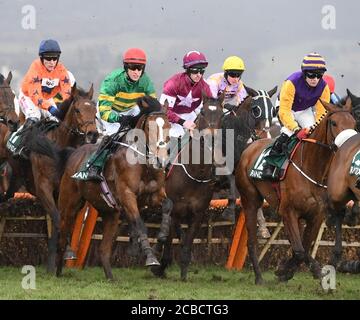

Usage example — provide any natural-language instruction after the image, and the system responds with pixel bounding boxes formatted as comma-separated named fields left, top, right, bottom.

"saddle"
left=249, top=135, right=300, bottom=181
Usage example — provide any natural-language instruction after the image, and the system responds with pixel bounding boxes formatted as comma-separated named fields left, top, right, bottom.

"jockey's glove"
left=48, top=105, right=60, bottom=118
left=295, top=127, right=309, bottom=140
left=116, top=114, right=134, bottom=126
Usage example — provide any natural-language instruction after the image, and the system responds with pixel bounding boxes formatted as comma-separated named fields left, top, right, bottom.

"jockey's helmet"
left=39, top=39, right=61, bottom=57
left=301, top=52, right=327, bottom=72
left=183, top=51, right=208, bottom=69
left=123, top=48, right=147, bottom=65
left=222, top=56, right=246, bottom=71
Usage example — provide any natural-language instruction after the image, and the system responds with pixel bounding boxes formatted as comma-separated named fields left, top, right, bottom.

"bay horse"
left=56, top=96, right=171, bottom=280
left=0, top=72, right=20, bottom=199
left=151, top=94, right=245, bottom=281
left=5, top=85, right=99, bottom=272
left=235, top=98, right=356, bottom=284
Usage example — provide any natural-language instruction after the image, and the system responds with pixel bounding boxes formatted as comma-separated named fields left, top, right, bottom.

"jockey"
left=262, top=52, right=331, bottom=180
left=323, top=74, right=341, bottom=104
left=207, top=55, right=248, bottom=108
left=53, top=70, right=76, bottom=105
left=159, top=50, right=213, bottom=138
left=8, top=39, right=72, bottom=157
left=85, top=47, right=156, bottom=181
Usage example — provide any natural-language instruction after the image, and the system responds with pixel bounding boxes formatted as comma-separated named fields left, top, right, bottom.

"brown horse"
left=151, top=95, right=233, bottom=281
left=6, top=85, right=98, bottom=272
left=56, top=96, right=171, bottom=280
left=0, top=72, right=21, bottom=199
left=235, top=98, right=356, bottom=284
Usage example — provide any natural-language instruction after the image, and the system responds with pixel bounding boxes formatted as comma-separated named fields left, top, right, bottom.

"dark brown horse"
left=151, top=95, right=234, bottom=281
left=235, top=98, right=356, bottom=284
left=6, top=85, right=99, bottom=272
left=56, top=96, right=171, bottom=280
left=0, top=72, right=21, bottom=199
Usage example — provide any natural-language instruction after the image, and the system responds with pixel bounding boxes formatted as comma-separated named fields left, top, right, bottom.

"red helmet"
left=183, top=50, right=208, bottom=68
left=323, top=74, right=335, bottom=93
left=123, top=48, right=147, bottom=65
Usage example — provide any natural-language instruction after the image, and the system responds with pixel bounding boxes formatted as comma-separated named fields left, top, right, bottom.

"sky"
left=0, top=0, right=359, bottom=99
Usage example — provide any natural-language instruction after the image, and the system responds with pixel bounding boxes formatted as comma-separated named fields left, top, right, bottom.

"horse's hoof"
left=146, top=256, right=160, bottom=267
left=151, top=266, right=166, bottom=278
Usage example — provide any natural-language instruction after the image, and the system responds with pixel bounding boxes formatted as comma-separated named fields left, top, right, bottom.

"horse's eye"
left=74, top=108, right=80, bottom=114
left=251, top=105, right=261, bottom=118
left=330, top=120, right=337, bottom=127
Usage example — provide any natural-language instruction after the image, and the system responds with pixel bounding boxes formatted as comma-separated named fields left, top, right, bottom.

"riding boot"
left=262, top=133, right=290, bottom=180
left=86, top=136, right=112, bottom=181
left=10, top=117, right=38, bottom=158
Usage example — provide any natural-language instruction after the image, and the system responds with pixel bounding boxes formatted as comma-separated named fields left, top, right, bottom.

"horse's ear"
left=71, top=83, right=78, bottom=98
left=347, top=89, right=358, bottom=102
left=343, top=96, right=352, bottom=112
left=244, top=85, right=258, bottom=97
left=218, top=91, right=226, bottom=106
left=87, top=83, right=94, bottom=100
left=201, top=90, right=209, bottom=104
left=320, top=99, right=337, bottom=113
left=267, top=86, right=278, bottom=98
left=6, top=71, right=12, bottom=84
left=162, top=99, right=169, bottom=114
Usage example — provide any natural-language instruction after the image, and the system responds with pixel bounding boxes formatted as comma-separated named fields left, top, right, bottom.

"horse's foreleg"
left=122, top=191, right=159, bottom=267
left=99, top=211, right=120, bottom=281
left=278, top=211, right=305, bottom=281
left=331, top=214, right=344, bottom=269
left=222, top=175, right=236, bottom=223
left=157, top=197, right=173, bottom=243
left=302, top=211, right=324, bottom=279
left=179, top=212, right=204, bottom=281
left=151, top=218, right=177, bottom=278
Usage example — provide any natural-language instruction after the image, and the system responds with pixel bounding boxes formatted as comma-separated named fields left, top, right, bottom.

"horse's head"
left=0, top=72, right=20, bottom=132
left=245, top=85, right=277, bottom=139
left=347, top=89, right=360, bottom=130
left=319, top=97, right=356, bottom=145
left=135, top=96, right=171, bottom=167
left=197, top=93, right=224, bottom=136
left=60, top=84, right=99, bottom=144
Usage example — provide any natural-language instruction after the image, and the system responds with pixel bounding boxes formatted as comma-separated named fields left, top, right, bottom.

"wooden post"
left=0, top=217, right=6, bottom=242
left=258, top=221, right=283, bottom=263
left=226, top=210, right=248, bottom=270
left=73, top=205, right=99, bottom=268
left=311, top=222, right=326, bottom=259
left=66, top=204, right=88, bottom=268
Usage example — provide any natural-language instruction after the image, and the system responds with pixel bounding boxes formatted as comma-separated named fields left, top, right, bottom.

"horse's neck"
left=54, top=116, right=78, bottom=148
left=295, top=120, right=332, bottom=182
left=186, top=137, right=214, bottom=175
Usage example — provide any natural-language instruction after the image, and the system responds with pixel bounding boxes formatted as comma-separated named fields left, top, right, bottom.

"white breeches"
left=281, top=107, right=316, bottom=137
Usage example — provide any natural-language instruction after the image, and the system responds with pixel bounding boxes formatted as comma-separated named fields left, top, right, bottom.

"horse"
left=5, top=85, right=99, bottom=272
left=220, top=87, right=278, bottom=235
left=235, top=98, right=356, bottom=284
left=347, top=89, right=360, bottom=131
left=150, top=94, right=253, bottom=281
left=56, top=96, right=171, bottom=280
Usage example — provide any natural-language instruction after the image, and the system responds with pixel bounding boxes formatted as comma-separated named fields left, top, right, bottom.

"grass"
left=0, top=264, right=359, bottom=300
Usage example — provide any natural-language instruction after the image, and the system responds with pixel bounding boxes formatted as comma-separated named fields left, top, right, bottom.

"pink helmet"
left=183, top=50, right=208, bottom=68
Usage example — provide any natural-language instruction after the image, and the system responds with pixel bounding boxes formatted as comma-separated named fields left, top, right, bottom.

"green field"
left=0, top=265, right=359, bottom=300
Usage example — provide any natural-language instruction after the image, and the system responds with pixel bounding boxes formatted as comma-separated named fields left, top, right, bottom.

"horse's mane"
left=128, top=95, right=162, bottom=127
left=222, top=106, right=254, bottom=169
left=0, top=74, right=5, bottom=85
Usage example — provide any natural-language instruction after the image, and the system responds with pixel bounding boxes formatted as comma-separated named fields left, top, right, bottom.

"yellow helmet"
left=222, top=56, right=246, bottom=71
